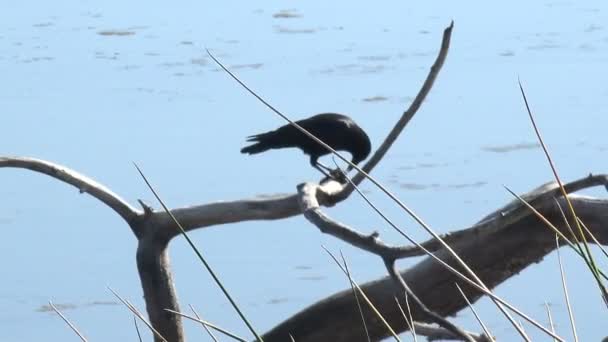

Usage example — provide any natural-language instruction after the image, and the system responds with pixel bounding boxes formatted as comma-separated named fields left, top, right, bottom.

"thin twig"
left=556, top=235, right=578, bottom=342
left=545, top=302, right=557, bottom=342
left=395, top=297, right=417, bottom=342
left=108, top=287, right=168, bottom=342
left=134, top=316, right=143, bottom=342
left=555, top=202, right=608, bottom=303
left=189, top=304, right=219, bottom=342
left=455, top=284, right=494, bottom=341
left=517, top=320, right=528, bottom=340
left=554, top=197, right=581, bottom=246
left=322, top=246, right=401, bottom=341
left=165, top=309, right=247, bottom=342
left=384, top=259, right=476, bottom=342
left=518, top=80, right=607, bottom=298
left=49, top=301, right=88, bottom=342
left=334, top=172, right=534, bottom=340
left=340, top=251, right=371, bottom=342
left=577, top=217, right=608, bottom=261
left=505, top=187, right=608, bottom=282
left=404, top=294, right=417, bottom=341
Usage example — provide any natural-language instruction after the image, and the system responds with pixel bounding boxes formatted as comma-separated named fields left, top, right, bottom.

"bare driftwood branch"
left=4, top=9, right=607, bottom=341
left=297, top=174, right=608, bottom=261
left=263, top=176, right=608, bottom=341
left=412, top=322, right=490, bottom=342
left=0, top=22, right=454, bottom=342
left=298, top=181, right=477, bottom=342
left=0, top=157, right=140, bottom=225
left=337, top=21, right=454, bottom=201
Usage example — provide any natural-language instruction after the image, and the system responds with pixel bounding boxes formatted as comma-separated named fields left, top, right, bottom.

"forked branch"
left=264, top=175, right=608, bottom=341
left=0, top=157, right=140, bottom=224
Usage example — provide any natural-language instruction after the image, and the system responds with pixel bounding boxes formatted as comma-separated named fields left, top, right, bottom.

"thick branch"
left=0, top=157, right=185, bottom=340
left=151, top=182, right=344, bottom=240
left=136, top=237, right=183, bottom=342
left=263, top=184, right=608, bottom=341
left=298, top=174, right=608, bottom=260
left=298, top=182, right=477, bottom=342
left=0, top=156, right=140, bottom=225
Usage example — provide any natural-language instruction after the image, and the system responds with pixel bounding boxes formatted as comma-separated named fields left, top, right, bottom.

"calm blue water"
left=1, top=1, right=608, bottom=341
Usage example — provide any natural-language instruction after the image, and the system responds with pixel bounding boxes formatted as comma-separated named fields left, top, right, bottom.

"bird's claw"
left=330, top=168, right=347, bottom=183
left=320, top=168, right=348, bottom=184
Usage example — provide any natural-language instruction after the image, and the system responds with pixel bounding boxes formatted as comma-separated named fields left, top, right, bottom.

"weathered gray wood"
left=262, top=189, right=608, bottom=341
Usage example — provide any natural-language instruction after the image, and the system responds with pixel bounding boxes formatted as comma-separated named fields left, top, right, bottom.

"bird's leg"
left=310, top=156, right=333, bottom=180
left=310, top=157, right=347, bottom=183
left=314, top=165, right=333, bottom=181
left=316, top=161, right=334, bottom=173
left=327, top=156, right=349, bottom=183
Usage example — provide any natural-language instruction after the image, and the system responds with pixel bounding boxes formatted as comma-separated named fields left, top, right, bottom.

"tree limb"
left=0, top=156, right=140, bottom=225
left=335, top=21, right=454, bottom=201
left=263, top=178, right=608, bottom=341
left=0, top=21, right=459, bottom=342
left=298, top=181, right=478, bottom=342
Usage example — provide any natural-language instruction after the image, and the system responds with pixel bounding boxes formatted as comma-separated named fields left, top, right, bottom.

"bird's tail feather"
left=241, top=130, right=278, bottom=154
left=241, top=142, right=270, bottom=154
left=245, top=131, right=274, bottom=142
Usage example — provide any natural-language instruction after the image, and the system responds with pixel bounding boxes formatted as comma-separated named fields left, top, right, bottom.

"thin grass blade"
left=49, top=301, right=88, bottom=342
left=556, top=235, right=578, bottom=342
left=455, top=284, right=494, bottom=341
left=165, top=309, right=247, bottom=342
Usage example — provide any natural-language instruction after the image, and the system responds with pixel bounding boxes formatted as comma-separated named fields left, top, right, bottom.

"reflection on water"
left=397, top=162, right=449, bottom=170
left=274, top=26, right=316, bottom=34
left=36, top=301, right=118, bottom=313
left=229, top=63, right=264, bottom=70
left=32, top=22, right=54, bottom=28
left=267, top=298, right=289, bottom=305
left=584, top=24, right=603, bottom=32
left=313, top=63, right=392, bottom=75
left=362, top=95, right=388, bottom=102
left=396, top=181, right=487, bottom=191
left=357, top=55, right=392, bottom=61
left=293, top=265, right=313, bottom=270
left=272, top=10, right=302, bottom=19
left=97, top=30, right=135, bottom=36
left=498, top=50, right=516, bottom=56
left=297, top=275, right=326, bottom=281
left=481, top=142, right=540, bottom=153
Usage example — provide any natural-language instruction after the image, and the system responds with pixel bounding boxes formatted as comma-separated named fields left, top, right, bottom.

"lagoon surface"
left=1, top=1, right=608, bottom=341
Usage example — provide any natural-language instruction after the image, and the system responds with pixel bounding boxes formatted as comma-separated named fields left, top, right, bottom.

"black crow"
left=241, top=113, right=371, bottom=179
